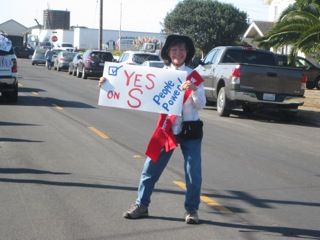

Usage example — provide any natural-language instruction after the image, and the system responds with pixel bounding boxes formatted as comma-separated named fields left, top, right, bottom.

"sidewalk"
left=302, top=89, right=320, bottom=111
left=298, top=89, right=320, bottom=126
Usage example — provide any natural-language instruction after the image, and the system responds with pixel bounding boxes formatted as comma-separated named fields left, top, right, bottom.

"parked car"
left=76, top=50, right=114, bottom=79
left=195, top=46, right=306, bottom=118
left=68, top=52, right=83, bottom=75
left=0, top=35, right=18, bottom=102
left=31, top=47, right=47, bottom=65
left=51, top=49, right=64, bottom=65
left=39, top=41, right=53, bottom=49
left=141, top=60, right=164, bottom=68
left=54, top=42, right=74, bottom=52
left=53, top=51, right=77, bottom=71
left=13, top=46, right=34, bottom=58
left=275, top=54, right=320, bottom=90
left=118, top=51, right=160, bottom=65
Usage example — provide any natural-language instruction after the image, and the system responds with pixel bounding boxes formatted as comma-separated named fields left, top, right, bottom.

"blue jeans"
left=136, top=137, right=202, bottom=212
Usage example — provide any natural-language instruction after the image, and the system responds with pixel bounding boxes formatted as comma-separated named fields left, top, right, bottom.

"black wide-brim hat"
left=161, top=34, right=195, bottom=64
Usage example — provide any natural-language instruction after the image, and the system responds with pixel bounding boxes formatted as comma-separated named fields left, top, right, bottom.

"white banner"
left=98, top=62, right=187, bottom=116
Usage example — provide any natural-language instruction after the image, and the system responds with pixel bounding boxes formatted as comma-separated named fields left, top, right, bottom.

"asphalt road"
left=0, top=59, right=319, bottom=240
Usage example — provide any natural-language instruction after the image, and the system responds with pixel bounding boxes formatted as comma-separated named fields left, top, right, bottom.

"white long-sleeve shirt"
left=166, top=64, right=206, bottom=135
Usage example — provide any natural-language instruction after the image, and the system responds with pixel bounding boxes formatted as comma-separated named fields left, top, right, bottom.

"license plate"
left=263, top=93, right=275, bottom=101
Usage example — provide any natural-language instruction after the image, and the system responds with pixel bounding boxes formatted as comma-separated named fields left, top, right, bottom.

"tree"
left=162, top=0, right=248, bottom=55
left=257, top=0, right=320, bottom=56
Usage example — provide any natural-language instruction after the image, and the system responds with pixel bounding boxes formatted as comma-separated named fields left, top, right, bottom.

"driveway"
left=299, top=89, right=320, bottom=125
left=302, top=89, right=320, bottom=110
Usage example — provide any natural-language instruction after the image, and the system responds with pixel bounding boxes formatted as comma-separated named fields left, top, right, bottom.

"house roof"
left=0, top=19, right=28, bottom=36
left=242, top=21, right=274, bottom=39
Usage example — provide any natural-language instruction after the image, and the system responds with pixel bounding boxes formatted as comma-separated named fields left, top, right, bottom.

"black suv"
left=76, top=50, right=114, bottom=79
left=13, top=46, right=34, bottom=58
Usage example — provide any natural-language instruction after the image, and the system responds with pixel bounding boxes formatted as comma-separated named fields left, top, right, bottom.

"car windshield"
left=52, top=49, right=63, bottom=55
left=133, top=54, right=160, bottom=64
left=63, top=52, right=77, bottom=60
left=221, top=49, right=276, bottom=66
left=90, top=52, right=113, bottom=62
left=35, top=52, right=45, bottom=57
left=33, top=48, right=46, bottom=57
left=62, top=43, right=73, bottom=47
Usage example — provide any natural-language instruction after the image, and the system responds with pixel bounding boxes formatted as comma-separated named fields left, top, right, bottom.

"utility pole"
left=99, top=0, right=103, bottom=50
left=119, top=0, right=122, bottom=51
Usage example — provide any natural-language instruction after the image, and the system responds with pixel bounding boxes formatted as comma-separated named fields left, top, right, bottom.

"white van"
left=0, top=35, right=18, bottom=102
left=55, top=42, right=74, bottom=52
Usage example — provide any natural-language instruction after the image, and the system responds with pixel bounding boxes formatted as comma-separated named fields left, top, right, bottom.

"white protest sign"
left=98, top=62, right=187, bottom=115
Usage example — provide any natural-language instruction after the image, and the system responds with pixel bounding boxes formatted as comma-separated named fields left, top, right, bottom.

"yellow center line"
left=88, top=126, right=110, bottom=139
left=52, top=104, right=64, bottom=110
left=173, top=180, right=232, bottom=214
left=173, top=180, right=186, bottom=190
left=133, top=154, right=144, bottom=160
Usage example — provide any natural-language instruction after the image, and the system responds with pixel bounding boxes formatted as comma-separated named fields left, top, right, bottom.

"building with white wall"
left=242, top=0, right=295, bottom=51
left=266, top=0, right=295, bottom=22
left=73, top=27, right=165, bottom=50
left=29, top=26, right=165, bottom=51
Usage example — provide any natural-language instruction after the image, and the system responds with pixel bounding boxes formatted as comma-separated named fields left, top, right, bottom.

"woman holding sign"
left=99, top=34, right=206, bottom=224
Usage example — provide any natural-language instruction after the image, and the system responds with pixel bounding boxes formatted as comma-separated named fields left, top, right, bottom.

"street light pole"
left=118, top=0, right=122, bottom=51
left=99, top=0, right=103, bottom=50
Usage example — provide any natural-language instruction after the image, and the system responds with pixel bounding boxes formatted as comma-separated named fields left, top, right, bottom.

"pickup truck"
left=0, top=35, right=18, bottom=102
left=195, top=46, right=307, bottom=117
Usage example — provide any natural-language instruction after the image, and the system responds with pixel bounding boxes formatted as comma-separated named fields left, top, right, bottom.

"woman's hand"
left=98, top=77, right=107, bottom=87
left=181, top=80, right=197, bottom=91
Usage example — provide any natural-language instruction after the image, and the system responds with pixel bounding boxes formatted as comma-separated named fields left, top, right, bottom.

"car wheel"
left=10, top=87, right=18, bottom=103
left=306, top=80, right=316, bottom=89
left=217, top=87, right=230, bottom=117
left=3, top=83, right=18, bottom=103
left=76, top=67, right=81, bottom=78
left=316, top=77, right=320, bottom=90
left=82, top=67, right=87, bottom=79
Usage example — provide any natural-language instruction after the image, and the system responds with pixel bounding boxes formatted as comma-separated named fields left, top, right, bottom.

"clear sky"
left=0, top=0, right=269, bottom=33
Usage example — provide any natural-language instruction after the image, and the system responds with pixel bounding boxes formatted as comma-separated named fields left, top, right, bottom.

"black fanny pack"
left=179, top=120, right=203, bottom=139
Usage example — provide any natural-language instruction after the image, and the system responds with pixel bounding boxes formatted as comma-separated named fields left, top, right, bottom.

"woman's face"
left=168, top=43, right=187, bottom=67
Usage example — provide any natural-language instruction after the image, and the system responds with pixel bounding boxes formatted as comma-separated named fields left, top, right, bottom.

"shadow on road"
left=0, top=168, right=70, bottom=175
left=18, top=87, right=46, bottom=93
left=204, top=106, right=320, bottom=128
left=0, top=137, right=43, bottom=143
left=0, top=95, right=95, bottom=109
left=0, top=176, right=319, bottom=238
left=0, top=121, right=40, bottom=126
left=200, top=220, right=320, bottom=239
left=203, top=190, right=320, bottom=210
